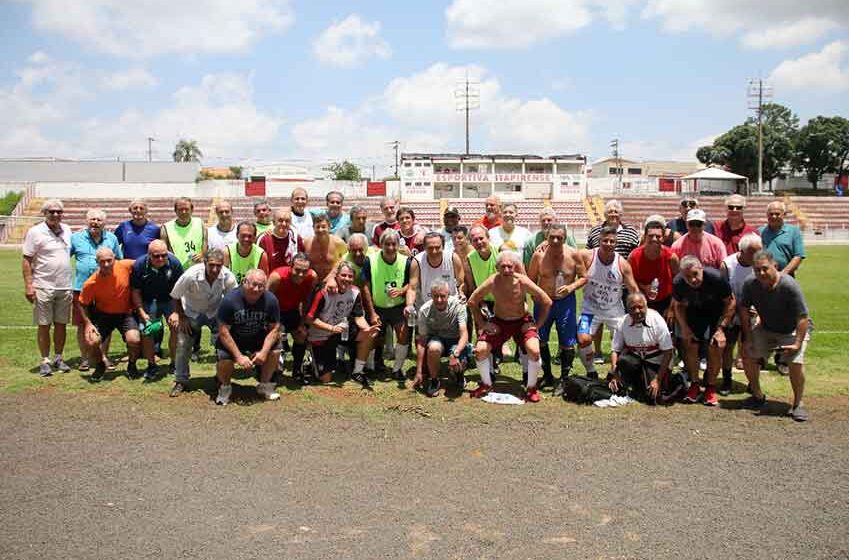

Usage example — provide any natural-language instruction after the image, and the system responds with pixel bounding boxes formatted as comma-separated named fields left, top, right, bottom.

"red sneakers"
left=526, top=387, right=541, bottom=403
left=684, top=382, right=701, bottom=403
left=470, top=384, right=492, bottom=398
left=703, top=385, right=719, bottom=407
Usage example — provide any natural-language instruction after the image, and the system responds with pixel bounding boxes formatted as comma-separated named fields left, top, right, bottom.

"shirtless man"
left=468, top=251, right=552, bottom=402
left=304, top=212, right=347, bottom=286
left=527, top=224, right=586, bottom=396
left=577, top=225, right=639, bottom=378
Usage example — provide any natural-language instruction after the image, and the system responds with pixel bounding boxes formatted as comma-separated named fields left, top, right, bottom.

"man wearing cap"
left=714, top=194, right=758, bottom=254
left=438, top=206, right=461, bottom=253
left=628, top=215, right=679, bottom=319
left=759, top=201, right=805, bottom=276
left=671, top=208, right=727, bottom=269
left=665, top=198, right=715, bottom=246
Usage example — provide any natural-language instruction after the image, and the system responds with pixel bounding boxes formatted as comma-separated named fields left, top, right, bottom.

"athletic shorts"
left=647, top=296, right=671, bottom=316
left=216, top=336, right=282, bottom=362
left=279, top=309, right=303, bottom=333
left=577, top=312, right=619, bottom=337
left=91, top=311, right=139, bottom=341
left=376, top=305, right=405, bottom=332
left=141, top=299, right=174, bottom=320
left=749, top=324, right=809, bottom=365
left=534, top=293, right=577, bottom=347
left=425, top=336, right=473, bottom=363
left=310, top=338, right=347, bottom=375
left=478, top=314, right=538, bottom=351
left=34, top=288, right=72, bottom=326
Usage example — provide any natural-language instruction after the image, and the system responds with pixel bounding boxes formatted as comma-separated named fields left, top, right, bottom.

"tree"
left=172, top=139, right=203, bottom=162
left=228, top=166, right=243, bottom=179
left=326, top=160, right=361, bottom=181
left=793, top=116, right=849, bottom=189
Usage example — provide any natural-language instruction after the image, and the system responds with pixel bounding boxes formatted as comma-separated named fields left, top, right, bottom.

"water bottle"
left=649, top=278, right=659, bottom=300
left=406, top=306, right=417, bottom=328
left=339, top=321, right=349, bottom=341
left=554, top=270, right=566, bottom=298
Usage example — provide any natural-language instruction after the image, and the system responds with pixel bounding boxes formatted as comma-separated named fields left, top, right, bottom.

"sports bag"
left=563, top=375, right=614, bottom=404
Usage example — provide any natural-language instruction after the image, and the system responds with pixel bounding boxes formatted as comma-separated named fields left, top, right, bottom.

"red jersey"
left=713, top=220, right=758, bottom=254
left=258, top=231, right=304, bottom=270
left=271, top=265, right=317, bottom=312
left=371, top=221, right=400, bottom=246
left=628, top=245, right=675, bottom=301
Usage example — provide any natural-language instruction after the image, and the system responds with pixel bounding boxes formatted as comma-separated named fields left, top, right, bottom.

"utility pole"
left=147, top=136, right=155, bottom=162
left=610, top=138, right=622, bottom=193
left=455, top=74, right=480, bottom=155
left=747, top=79, right=773, bottom=193
left=389, top=140, right=400, bottom=178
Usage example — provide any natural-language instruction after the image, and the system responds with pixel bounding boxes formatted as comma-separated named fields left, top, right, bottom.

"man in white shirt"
left=207, top=201, right=237, bottom=251
left=290, top=187, right=314, bottom=240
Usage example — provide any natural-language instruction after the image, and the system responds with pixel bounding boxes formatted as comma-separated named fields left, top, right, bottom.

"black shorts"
left=279, top=309, right=303, bottom=333
left=92, top=312, right=138, bottom=341
left=310, top=339, right=348, bottom=375
left=686, top=318, right=722, bottom=342
left=376, top=305, right=405, bottom=332
left=647, top=296, right=671, bottom=316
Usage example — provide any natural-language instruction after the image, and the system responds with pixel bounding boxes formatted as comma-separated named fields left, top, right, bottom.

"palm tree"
left=172, top=139, right=203, bottom=162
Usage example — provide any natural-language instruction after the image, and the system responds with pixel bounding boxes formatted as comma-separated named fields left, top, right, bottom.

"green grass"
left=0, top=246, right=846, bottom=412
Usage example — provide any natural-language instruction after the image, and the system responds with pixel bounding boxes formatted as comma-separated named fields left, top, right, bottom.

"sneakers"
left=741, top=394, right=767, bottom=410
left=538, top=374, right=555, bottom=390
left=777, top=363, right=790, bottom=376
left=719, top=379, right=732, bottom=396
left=684, top=382, right=702, bottom=403
left=191, top=351, right=200, bottom=363
left=351, top=372, right=373, bottom=390
left=553, top=376, right=568, bottom=398
left=169, top=382, right=185, bottom=397
left=469, top=384, right=492, bottom=399
left=53, top=357, right=71, bottom=373
left=90, top=363, right=105, bottom=382
left=699, top=358, right=707, bottom=371
left=256, top=382, right=280, bottom=401
left=38, top=361, right=52, bottom=377
left=703, top=385, right=719, bottom=407
left=789, top=404, right=809, bottom=422
left=141, top=363, right=158, bottom=381
left=215, top=383, right=232, bottom=405
left=456, top=370, right=465, bottom=391
left=526, top=387, right=541, bottom=403
left=593, top=356, right=604, bottom=365
left=393, top=369, right=405, bottom=381
left=425, top=377, right=440, bottom=398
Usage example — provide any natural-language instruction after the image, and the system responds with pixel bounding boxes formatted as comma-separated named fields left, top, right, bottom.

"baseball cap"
left=444, top=206, right=460, bottom=217
left=644, top=214, right=666, bottom=229
left=686, top=209, right=706, bottom=223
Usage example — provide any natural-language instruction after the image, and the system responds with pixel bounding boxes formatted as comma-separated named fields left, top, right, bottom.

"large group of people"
left=21, top=190, right=812, bottom=421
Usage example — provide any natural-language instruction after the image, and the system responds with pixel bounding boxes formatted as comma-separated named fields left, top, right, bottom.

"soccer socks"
left=476, top=357, right=493, bottom=386
left=527, top=358, right=541, bottom=388
left=393, top=344, right=409, bottom=372
left=292, top=343, right=306, bottom=374
left=560, top=348, right=576, bottom=378
left=539, top=345, right=552, bottom=380
left=353, top=359, right=366, bottom=374
left=579, top=344, right=596, bottom=374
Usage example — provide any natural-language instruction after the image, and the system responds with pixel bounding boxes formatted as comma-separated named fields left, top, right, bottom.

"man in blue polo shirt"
left=70, top=209, right=122, bottom=371
left=131, top=239, right=183, bottom=380
left=759, top=200, right=805, bottom=276
left=114, top=199, right=161, bottom=260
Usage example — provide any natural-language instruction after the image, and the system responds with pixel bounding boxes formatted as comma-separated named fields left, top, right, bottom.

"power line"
left=747, top=79, right=773, bottom=193
left=455, top=74, right=480, bottom=155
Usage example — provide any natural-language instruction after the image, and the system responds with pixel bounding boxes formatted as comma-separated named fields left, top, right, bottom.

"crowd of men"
left=22, top=189, right=811, bottom=420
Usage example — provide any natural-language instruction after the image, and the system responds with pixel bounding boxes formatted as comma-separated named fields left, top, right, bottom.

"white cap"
left=686, top=209, right=706, bottom=223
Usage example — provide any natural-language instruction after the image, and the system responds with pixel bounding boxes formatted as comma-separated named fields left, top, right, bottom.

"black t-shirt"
left=217, top=288, right=280, bottom=348
left=672, top=267, right=732, bottom=326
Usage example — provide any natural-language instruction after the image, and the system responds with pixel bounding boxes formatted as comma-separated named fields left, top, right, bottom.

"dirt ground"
left=1, top=389, right=848, bottom=560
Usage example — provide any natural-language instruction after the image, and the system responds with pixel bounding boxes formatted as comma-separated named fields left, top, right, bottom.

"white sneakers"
left=256, top=382, right=280, bottom=401
left=216, top=383, right=232, bottom=405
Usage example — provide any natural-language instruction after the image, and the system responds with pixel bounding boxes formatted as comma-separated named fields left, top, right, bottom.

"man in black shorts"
left=266, top=252, right=317, bottom=382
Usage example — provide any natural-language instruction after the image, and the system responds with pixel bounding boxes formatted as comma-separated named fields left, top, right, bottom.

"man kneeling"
left=468, top=251, right=551, bottom=402
left=215, top=269, right=281, bottom=405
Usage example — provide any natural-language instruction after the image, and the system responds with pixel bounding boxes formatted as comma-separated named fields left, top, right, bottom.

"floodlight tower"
left=747, top=79, right=773, bottom=193
left=455, top=75, right=480, bottom=155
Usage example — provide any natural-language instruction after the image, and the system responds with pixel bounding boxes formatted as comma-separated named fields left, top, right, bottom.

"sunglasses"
left=151, top=252, right=168, bottom=258
left=688, top=222, right=705, bottom=227
left=727, top=205, right=744, bottom=211
left=681, top=201, right=697, bottom=208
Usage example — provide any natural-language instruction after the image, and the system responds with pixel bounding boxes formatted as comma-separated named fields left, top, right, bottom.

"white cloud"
left=100, top=68, right=158, bottom=91
left=313, top=14, right=391, bottom=68
left=768, top=40, right=849, bottom=93
left=27, top=50, right=50, bottom=64
left=643, top=0, right=846, bottom=49
left=20, top=0, right=294, bottom=59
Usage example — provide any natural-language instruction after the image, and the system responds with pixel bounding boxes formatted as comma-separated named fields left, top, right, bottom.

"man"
left=628, top=215, right=679, bottom=319
left=450, top=225, right=472, bottom=262
left=258, top=208, right=304, bottom=270
left=361, top=229, right=414, bottom=381
left=305, top=261, right=379, bottom=387
left=371, top=197, right=400, bottom=246
left=70, top=209, right=122, bottom=371
left=473, top=195, right=503, bottom=230
left=207, top=201, right=237, bottom=251
left=740, top=250, right=811, bottom=422
left=253, top=199, right=273, bottom=237
left=577, top=226, right=639, bottom=378
left=114, top=199, right=160, bottom=260
left=266, top=252, right=317, bottom=383
left=674, top=256, right=735, bottom=407
left=290, top=187, right=314, bottom=240
left=131, top=240, right=183, bottom=380
left=322, top=190, right=350, bottom=234
left=336, top=205, right=372, bottom=243
left=489, top=202, right=533, bottom=253
left=224, top=222, right=270, bottom=284
left=586, top=200, right=640, bottom=258
left=527, top=224, right=586, bottom=395
left=468, top=251, right=552, bottom=402
left=414, top=232, right=464, bottom=309
left=160, top=197, right=207, bottom=270
left=759, top=201, right=805, bottom=276
left=665, top=197, right=715, bottom=245
left=304, top=213, right=347, bottom=284
left=214, top=269, right=281, bottom=405
left=167, top=248, right=237, bottom=397
left=414, top=280, right=472, bottom=397
left=22, top=199, right=73, bottom=376
left=607, top=293, right=676, bottom=405
left=522, top=208, right=577, bottom=268
left=396, top=206, right=427, bottom=257
left=714, top=194, right=758, bottom=254
left=462, top=225, right=498, bottom=299
left=437, top=206, right=461, bottom=253
left=719, top=233, right=763, bottom=395
left=77, top=248, right=142, bottom=381
left=343, top=233, right=372, bottom=284
left=671, top=209, right=727, bottom=269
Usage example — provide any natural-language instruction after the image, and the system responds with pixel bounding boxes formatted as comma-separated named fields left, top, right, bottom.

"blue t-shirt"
left=217, top=288, right=280, bottom=349
left=759, top=223, right=805, bottom=271
left=130, top=254, right=183, bottom=304
left=70, top=230, right=123, bottom=291
left=114, top=220, right=161, bottom=260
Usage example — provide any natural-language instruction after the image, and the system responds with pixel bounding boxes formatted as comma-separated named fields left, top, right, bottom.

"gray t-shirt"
left=741, top=274, right=808, bottom=334
left=417, top=296, right=466, bottom=340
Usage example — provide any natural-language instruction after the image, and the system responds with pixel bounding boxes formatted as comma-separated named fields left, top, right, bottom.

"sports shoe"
left=526, top=387, right=541, bottom=403
left=90, top=363, right=105, bottom=382
left=593, top=356, right=604, bottom=365
left=78, top=359, right=90, bottom=372
left=777, top=363, right=790, bottom=376
left=215, top=383, right=232, bottom=405
left=741, top=394, right=766, bottom=410
left=142, top=363, right=158, bottom=381
left=456, top=370, right=465, bottom=391
left=351, top=372, right=373, bottom=390
left=256, top=382, right=280, bottom=401
left=719, top=379, right=732, bottom=396
left=699, top=358, right=707, bottom=371
left=538, top=374, right=555, bottom=390
left=684, top=382, right=701, bottom=403
left=191, top=351, right=200, bottom=362
left=553, top=376, right=568, bottom=398
left=53, top=357, right=71, bottom=373
left=425, top=377, right=440, bottom=398
left=703, top=385, right=719, bottom=407
left=469, top=384, right=492, bottom=399
left=38, top=362, right=52, bottom=377
left=789, top=404, right=808, bottom=422
left=393, top=369, right=405, bottom=381
left=169, top=382, right=185, bottom=397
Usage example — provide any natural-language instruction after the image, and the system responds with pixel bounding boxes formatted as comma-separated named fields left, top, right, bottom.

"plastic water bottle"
left=649, top=278, right=659, bottom=300
left=339, top=321, right=349, bottom=341
left=406, top=306, right=417, bottom=328
left=554, top=271, right=566, bottom=297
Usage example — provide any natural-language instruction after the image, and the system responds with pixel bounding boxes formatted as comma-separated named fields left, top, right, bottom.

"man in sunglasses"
left=665, top=198, right=714, bottom=246
left=714, top=194, right=758, bottom=254
left=671, top=209, right=727, bottom=269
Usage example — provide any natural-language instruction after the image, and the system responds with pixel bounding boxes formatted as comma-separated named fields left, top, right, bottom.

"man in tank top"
left=413, top=232, right=464, bottom=309
left=224, top=222, right=269, bottom=285
left=160, top=197, right=207, bottom=270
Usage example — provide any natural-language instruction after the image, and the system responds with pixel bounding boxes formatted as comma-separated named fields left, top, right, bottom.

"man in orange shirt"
left=77, top=247, right=142, bottom=382
left=472, top=195, right=503, bottom=231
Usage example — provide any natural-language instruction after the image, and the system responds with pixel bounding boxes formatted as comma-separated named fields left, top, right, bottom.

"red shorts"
left=478, top=314, right=538, bottom=350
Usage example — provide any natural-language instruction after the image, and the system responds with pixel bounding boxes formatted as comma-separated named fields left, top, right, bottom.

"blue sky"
left=1, top=0, right=847, bottom=174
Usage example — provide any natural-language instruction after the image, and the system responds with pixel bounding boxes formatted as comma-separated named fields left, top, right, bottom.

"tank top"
left=581, top=249, right=625, bottom=319
left=165, top=217, right=204, bottom=269
left=370, top=253, right=408, bottom=309
left=255, top=222, right=272, bottom=237
left=415, top=252, right=457, bottom=308
left=467, top=249, right=496, bottom=302
left=723, top=253, right=752, bottom=301
left=228, top=242, right=265, bottom=284
left=628, top=245, right=674, bottom=301
left=207, top=225, right=237, bottom=252
left=307, top=287, right=360, bottom=343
